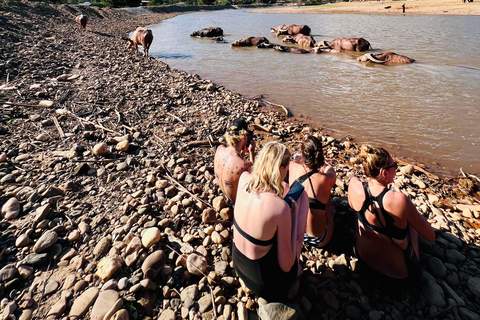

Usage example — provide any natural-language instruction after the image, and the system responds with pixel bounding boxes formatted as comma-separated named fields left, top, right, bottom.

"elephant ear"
left=366, top=53, right=386, bottom=64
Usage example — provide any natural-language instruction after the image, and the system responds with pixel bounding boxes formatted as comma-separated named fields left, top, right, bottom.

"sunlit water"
left=149, top=10, right=480, bottom=177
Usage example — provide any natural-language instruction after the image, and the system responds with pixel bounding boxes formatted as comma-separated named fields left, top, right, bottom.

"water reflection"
left=149, top=10, right=480, bottom=177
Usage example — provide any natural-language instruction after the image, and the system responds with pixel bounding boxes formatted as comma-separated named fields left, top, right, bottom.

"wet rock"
left=1, top=197, right=20, bottom=220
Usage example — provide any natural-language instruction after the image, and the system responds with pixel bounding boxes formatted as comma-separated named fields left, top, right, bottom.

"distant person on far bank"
left=289, top=135, right=336, bottom=248
left=348, top=145, right=435, bottom=282
left=402, top=3, right=406, bottom=13
left=214, top=118, right=255, bottom=204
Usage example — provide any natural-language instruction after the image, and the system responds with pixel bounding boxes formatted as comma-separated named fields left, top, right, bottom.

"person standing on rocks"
left=348, top=145, right=435, bottom=282
left=289, top=135, right=336, bottom=248
left=214, top=118, right=255, bottom=204
left=232, top=142, right=309, bottom=302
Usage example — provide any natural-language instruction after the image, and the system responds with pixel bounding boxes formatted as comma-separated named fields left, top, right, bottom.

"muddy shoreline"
left=1, top=2, right=480, bottom=320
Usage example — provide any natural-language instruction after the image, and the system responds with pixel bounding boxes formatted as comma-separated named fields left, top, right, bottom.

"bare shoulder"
left=348, top=176, right=362, bottom=192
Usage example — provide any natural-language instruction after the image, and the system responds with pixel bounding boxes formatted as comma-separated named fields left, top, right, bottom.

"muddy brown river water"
left=149, top=10, right=480, bottom=177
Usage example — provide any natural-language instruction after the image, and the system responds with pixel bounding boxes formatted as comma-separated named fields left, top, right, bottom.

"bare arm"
left=402, top=195, right=435, bottom=242
left=276, top=203, right=296, bottom=272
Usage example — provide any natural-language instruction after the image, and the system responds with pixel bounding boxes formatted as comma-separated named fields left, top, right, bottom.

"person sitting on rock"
left=214, top=118, right=255, bottom=204
left=348, top=145, right=435, bottom=281
left=233, top=142, right=308, bottom=302
left=289, top=135, right=336, bottom=248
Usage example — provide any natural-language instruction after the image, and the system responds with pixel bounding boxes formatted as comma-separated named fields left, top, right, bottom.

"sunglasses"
left=384, top=161, right=398, bottom=170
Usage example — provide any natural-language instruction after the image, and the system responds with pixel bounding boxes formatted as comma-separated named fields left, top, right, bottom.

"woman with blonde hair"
left=348, top=145, right=435, bottom=280
left=233, top=141, right=308, bottom=302
left=289, top=135, right=336, bottom=248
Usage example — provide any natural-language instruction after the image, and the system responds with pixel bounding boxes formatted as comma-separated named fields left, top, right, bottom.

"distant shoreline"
left=249, top=0, right=480, bottom=16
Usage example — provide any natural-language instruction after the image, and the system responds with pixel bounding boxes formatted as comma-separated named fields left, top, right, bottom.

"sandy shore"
left=250, top=0, right=480, bottom=15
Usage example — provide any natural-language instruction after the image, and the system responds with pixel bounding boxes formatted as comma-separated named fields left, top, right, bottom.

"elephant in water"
left=357, top=52, right=415, bottom=64
left=190, top=27, right=224, bottom=37
left=273, top=45, right=310, bottom=54
left=271, top=24, right=311, bottom=36
left=282, top=34, right=316, bottom=48
left=317, top=37, right=371, bottom=52
left=231, top=37, right=271, bottom=47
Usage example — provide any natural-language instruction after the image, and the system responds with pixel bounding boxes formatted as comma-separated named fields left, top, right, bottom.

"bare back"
left=214, top=145, right=247, bottom=203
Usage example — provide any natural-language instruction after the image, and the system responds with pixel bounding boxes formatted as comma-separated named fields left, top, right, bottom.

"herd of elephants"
left=75, top=13, right=414, bottom=64
left=190, top=24, right=415, bottom=64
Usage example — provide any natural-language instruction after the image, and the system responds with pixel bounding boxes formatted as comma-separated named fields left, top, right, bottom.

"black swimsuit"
left=296, top=172, right=329, bottom=247
left=352, top=183, right=418, bottom=277
left=232, top=219, right=298, bottom=302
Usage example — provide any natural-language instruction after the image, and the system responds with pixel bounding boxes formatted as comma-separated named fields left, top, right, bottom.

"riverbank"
left=250, top=0, right=480, bottom=16
left=1, top=2, right=480, bottom=320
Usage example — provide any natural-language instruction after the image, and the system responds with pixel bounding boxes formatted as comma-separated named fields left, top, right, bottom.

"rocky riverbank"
left=1, top=2, right=480, bottom=320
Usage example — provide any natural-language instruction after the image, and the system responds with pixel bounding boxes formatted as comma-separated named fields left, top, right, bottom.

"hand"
left=248, top=140, right=256, bottom=163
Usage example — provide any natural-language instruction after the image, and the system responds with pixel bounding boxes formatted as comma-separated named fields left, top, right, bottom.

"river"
left=149, top=10, right=480, bottom=177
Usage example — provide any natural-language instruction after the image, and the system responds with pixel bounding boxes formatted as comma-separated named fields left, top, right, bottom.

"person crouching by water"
left=348, top=145, right=435, bottom=282
left=214, top=118, right=255, bottom=204
left=289, top=135, right=336, bottom=248
left=233, top=142, right=309, bottom=302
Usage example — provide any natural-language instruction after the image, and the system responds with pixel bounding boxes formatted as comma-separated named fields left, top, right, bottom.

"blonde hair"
left=359, top=145, right=391, bottom=178
left=224, top=128, right=247, bottom=147
left=246, top=141, right=291, bottom=197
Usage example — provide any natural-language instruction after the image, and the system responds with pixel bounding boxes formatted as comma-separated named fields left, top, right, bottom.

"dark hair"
left=359, top=145, right=391, bottom=178
left=301, top=135, right=324, bottom=172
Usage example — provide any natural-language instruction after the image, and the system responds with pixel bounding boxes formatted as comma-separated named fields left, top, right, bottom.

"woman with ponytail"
left=289, top=135, right=336, bottom=248
left=348, top=145, right=435, bottom=280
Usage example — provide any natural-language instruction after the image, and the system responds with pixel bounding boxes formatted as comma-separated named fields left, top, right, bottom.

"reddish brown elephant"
left=282, top=34, right=316, bottom=48
left=271, top=24, right=311, bottom=36
left=357, top=52, right=415, bottom=64
left=318, top=37, right=371, bottom=52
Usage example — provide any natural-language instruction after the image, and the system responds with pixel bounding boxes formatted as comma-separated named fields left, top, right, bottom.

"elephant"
left=273, top=45, right=310, bottom=54
left=190, top=27, right=224, bottom=38
left=231, top=37, right=271, bottom=47
left=317, top=37, right=371, bottom=52
left=357, top=52, right=415, bottom=64
left=282, top=34, right=316, bottom=48
left=271, top=24, right=311, bottom=36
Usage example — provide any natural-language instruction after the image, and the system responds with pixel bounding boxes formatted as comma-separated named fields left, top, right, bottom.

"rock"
left=141, top=250, right=166, bottom=278
left=158, top=309, right=175, bottom=320
left=96, top=256, right=123, bottom=281
left=47, top=295, right=68, bottom=319
left=202, top=208, right=217, bottom=224
left=69, top=287, right=99, bottom=318
left=93, top=142, right=108, bottom=156
left=34, top=204, right=51, bottom=222
left=0, top=153, right=6, bottom=162
left=1, top=197, right=20, bottom=220
left=257, top=302, right=297, bottom=320
left=213, top=196, right=226, bottom=212
left=23, top=253, right=48, bottom=266
left=467, top=277, right=480, bottom=298
left=422, top=277, right=446, bottom=308
left=116, top=140, right=129, bottom=152
left=142, top=227, right=161, bottom=248
left=74, top=280, right=88, bottom=293
left=19, top=309, right=33, bottom=320
left=219, top=207, right=233, bottom=220
left=110, top=309, right=129, bottom=320
left=33, top=230, right=58, bottom=253
left=180, top=284, right=198, bottom=302
left=186, top=253, right=207, bottom=276
left=44, top=280, right=60, bottom=295
left=400, top=165, right=414, bottom=175
left=0, top=264, right=17, bottom=282
left=36, top=133, right=49, bottom=142
left=90, top=290, right=119, bottom=320
left=319, top=290, right=339, bottom=310
left=198, top=294, right=212, bottom=313
left=427, top=257, right=447, bottom=279
left=93, top=237, right=111, bottom=258
left=345, top=305, right=361, bottom=320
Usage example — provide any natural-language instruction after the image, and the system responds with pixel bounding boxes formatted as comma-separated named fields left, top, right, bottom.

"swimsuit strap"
left=296, top=171, right=327, bottom=210
left=233, top=219, right=276, bottom=247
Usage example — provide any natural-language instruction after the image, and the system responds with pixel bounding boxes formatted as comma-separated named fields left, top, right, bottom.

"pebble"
left=90, top=290, right=119, bottom=320
left=141, top=227, right=161, bottom=248
left=1, top=197, right=20, bottom=220
left=33, top=230, right=58, bottom=253
left=96, top=256, right=123, bottom=281
left=186, top=253, right=208, bottom=276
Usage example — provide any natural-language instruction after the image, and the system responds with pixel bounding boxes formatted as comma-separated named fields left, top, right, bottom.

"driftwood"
left=62, top=109, right=122, bottom=136
left=186, top=140, right=222, bottom=148
left=395, top=158, right=439, bottom=180
left=52, top=116, right=65, bottom=138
